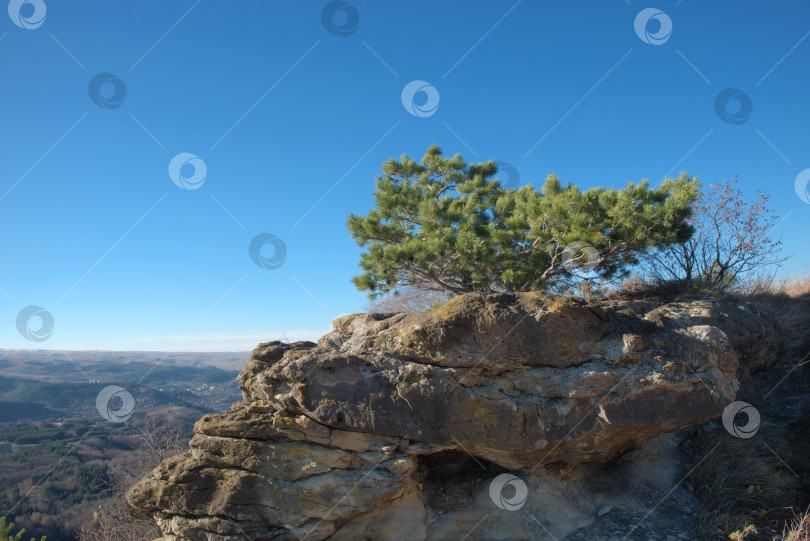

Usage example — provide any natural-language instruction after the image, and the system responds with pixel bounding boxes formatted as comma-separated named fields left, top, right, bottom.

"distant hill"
left=0, top=351, right=245, bottom=417
left=0, top=349, right=249, bottom=382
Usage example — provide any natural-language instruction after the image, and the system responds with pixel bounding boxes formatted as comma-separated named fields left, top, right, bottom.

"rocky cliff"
left=127, top=292, right=777, bottom=540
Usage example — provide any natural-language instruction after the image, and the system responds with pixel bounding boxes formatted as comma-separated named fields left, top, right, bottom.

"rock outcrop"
left=127, top=292, right=777, bottom=540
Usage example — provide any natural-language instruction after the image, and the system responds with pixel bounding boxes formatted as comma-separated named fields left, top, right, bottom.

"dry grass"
left=612, top=276, right=729, bottom=302
left=729, top=524, right=758, bottom=541
left=782, top=507, right=810, bottom=541
left=769, top=272, right=810, bottom=298
left=744, top=271, right=810, bottom=363
left=615, top=270, right=810, bottom=299
left=685, top=427, right=801, bottom=539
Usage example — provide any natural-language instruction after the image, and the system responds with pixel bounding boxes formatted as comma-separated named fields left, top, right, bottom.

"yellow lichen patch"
left=469, top=398, right=496, bottom=421
left=246, top=402, right=271, bottom=413
left=274, top=416, right=297, bottom=428
left=520, top=290, right=553, bottom=303
left=428, top=294, right=482, bottom=321
left=548, top=296, right=580, bottom=314
left=215, top=469, right=237, bottom=486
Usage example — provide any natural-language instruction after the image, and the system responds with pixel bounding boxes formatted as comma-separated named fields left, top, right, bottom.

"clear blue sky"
left=1, top=1, right=808, bottom=351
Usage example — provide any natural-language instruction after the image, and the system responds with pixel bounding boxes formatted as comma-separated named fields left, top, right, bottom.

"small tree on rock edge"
left=347, top=145, right=699, bottom=298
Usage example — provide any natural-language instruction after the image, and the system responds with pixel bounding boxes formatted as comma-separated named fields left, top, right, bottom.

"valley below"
left=0, top=349, right=247, bottom=540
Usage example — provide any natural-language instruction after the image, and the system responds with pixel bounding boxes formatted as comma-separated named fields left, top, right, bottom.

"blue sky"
left=1, top=0, right=808, bottom=351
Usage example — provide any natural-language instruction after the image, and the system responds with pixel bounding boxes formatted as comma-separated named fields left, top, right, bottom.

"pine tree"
left=0, top=518, right=46, bottom=541
left=348, top=145, right=698, bottom=297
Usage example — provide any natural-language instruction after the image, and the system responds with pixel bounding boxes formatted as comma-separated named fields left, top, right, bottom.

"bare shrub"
left=138, top=421, right=188, bottom=465
left=77, top=421, right=189, bottom=541
left=643, top=176, right=787, bottom=290
left=366, top=286, right=454, bottom=312
left=75, top=453, right=160, bottom=541
left=618, top=275, right=647, bottom=295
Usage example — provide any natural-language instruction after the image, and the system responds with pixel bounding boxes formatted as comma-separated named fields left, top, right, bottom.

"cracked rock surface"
left=127, top=292, right=776, bottom=540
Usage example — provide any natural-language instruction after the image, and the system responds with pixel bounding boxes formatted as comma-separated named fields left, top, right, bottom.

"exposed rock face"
left=641, top=296, right=778, bottom=372
left=127, top=292, right=776, bottom=540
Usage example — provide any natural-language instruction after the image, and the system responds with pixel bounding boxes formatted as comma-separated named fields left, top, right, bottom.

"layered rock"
left=127, top=292, right=776, bottom=540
